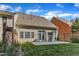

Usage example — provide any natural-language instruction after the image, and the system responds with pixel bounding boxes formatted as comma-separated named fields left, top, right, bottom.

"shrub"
left=71, top=37, right=79, bottom=43
left=21, top=42, right=35, bottom=55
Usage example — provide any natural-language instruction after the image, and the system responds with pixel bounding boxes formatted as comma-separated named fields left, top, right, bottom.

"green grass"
left=22, top=43, right=79, bottom=56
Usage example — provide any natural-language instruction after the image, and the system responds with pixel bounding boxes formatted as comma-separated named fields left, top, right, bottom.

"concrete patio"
left=32, top=41, right=70, bottom=45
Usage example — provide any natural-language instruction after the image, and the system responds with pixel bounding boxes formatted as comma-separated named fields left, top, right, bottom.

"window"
left=20, top=31, right=34, bottom=39
left=25, top=32, right=30, bottom=38
left=2, top=16, right=7, bottom=23
left=20, top=31, right=24, bottom=38
left=3, top=16, right=7, bottom=20
left=31, top=32, right=34, bottom=38
left=48, top=32, right=53, bottom=41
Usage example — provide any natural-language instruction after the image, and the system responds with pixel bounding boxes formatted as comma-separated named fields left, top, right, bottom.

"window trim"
left=31, top=32, right=34, bottom=38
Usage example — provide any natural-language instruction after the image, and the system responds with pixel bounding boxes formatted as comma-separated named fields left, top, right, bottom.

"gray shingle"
left=16, top=13, right=57, bottom=29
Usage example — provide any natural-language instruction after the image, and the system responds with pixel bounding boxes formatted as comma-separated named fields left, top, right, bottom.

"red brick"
left=51, top=17, right=72, bottom=41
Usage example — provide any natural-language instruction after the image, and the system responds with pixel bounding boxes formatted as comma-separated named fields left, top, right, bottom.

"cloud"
left=74, top=3, right=79, bottom=8
left=72, top=13, right=79, bottom=18
left=41, top=10, right=79, bottom=20
left=0, top=4, right=12, bottom=11
left=58, top=13, right=79, bottom=19
left=26, top=9, right=43, bottom=14
left=58, top=13, right=72, bottom=17
left=56, top=4, right=64, bottom=8
left=41, top=10, right=62, bottom=19
left=45, top=11, right=62, bottom=15
left=0, top=4, right=22, bottom=12
left=15, top=6, right=22, bottom=12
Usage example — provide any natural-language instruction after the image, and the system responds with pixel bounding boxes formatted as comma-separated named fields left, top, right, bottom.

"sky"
left=0, top=3, right=79, bottom=21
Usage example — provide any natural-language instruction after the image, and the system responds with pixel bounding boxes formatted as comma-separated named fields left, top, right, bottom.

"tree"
left=71, top=17, right=79, bottom=32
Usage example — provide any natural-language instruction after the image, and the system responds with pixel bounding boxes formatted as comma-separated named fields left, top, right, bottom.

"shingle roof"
left=16, top=13, right=57, bottom=29
left=0, top=10, right=57, bottom=29
left=0, top=10, right=15, bottom=16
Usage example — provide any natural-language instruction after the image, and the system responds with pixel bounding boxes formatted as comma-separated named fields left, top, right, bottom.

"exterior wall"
left=15, top=27, right=57, bottom=43
left=6, top=17, right=13, bottom=27
left=0, top=16, right=3, bottom=41
left=51, top=17, right=72, bottom=41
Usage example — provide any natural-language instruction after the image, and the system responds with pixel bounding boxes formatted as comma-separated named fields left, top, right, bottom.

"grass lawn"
left=22, top=43, right=79, bottom=56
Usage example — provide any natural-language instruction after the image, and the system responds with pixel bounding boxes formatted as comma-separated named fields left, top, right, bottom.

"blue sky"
left=0, top=3, right=79, bottom=21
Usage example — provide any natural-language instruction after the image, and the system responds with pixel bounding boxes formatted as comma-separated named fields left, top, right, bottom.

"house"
left=51, top=17, right=72, bottom=41
left=0, top=11, right=58, bottom=44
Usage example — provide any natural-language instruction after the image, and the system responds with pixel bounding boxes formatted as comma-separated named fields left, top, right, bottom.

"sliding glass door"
left=38, top=31, right=46, bottom=42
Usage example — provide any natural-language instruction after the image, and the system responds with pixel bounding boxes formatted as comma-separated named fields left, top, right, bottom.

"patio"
left=32, top=41, right=70, bottom=45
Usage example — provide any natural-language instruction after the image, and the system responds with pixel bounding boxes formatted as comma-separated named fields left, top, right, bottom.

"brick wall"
left=51, top=17, right=72, bottom=41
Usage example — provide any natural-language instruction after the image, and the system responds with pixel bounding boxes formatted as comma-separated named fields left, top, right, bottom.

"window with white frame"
left=20, top=31, right=24, bottom=38
left=25, top=32, right=30, bottom=38
left=20, top=31, right=34, bottom=39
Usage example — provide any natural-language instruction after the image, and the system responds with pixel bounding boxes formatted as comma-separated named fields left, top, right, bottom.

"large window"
left=20, top=31, right=24, bottom=38
left=19, top=31, right=34, bottom=39
left=25, top=32, right=30, bottom=38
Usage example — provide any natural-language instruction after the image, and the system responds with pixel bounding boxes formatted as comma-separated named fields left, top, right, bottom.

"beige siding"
left=7, top=17, right=13, bottom=27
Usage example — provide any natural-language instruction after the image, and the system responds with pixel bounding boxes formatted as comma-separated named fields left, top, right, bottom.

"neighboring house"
left=0, top=11, right=58, bottom=44
left=51, top=17, right=72, bottom=41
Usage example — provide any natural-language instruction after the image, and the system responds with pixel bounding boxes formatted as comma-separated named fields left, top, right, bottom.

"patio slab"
left=32, top=41, right=70, bottom=45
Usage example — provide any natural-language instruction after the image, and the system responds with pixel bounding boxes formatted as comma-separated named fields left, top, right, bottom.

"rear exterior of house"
left=51, top=17, right=72, bottom=41
left=0, top=11, right=58, bottom=44
left=15, top=13, right=58, bottom=43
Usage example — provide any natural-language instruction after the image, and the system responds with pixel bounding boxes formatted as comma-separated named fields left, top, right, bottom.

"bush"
left=21, top=42, right=35, bottom=55
left=71, top=37, right=79, bottom=43
left=4, top=43, right=21, bottom=56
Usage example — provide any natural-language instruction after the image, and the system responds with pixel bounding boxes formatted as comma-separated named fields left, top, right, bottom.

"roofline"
left=51, top=17, right=71, bottom=27
left=0, top=10, right=16, bottom=14
left=16, top=24, right=57, bottom=30
left=0, top=10, right=16, bottom=16
left=0, top=10, right=48, bottom=20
